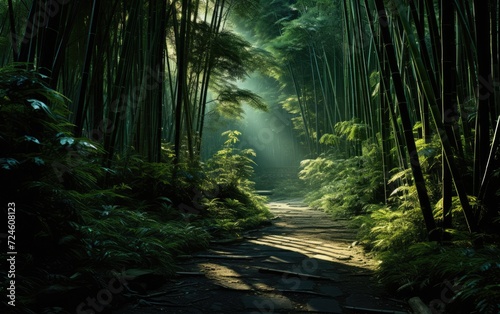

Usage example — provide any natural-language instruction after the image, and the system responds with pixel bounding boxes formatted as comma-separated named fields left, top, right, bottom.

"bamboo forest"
left=1, top=0, right=499, bottom=313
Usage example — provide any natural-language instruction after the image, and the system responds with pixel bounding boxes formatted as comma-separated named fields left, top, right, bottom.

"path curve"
left=116, top=200, right=409, bottom=313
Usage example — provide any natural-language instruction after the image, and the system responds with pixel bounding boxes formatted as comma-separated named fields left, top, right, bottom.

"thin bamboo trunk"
left=7, top=0, right=18, bottom=61
left=173, top=0, right=190, bottom=165
left=363, top=0, right=407, bottom=168
left=198, top=0, right=225, bottom=153
left=441, top=0, right=456, bottom=229
left=309, top=45, right=320, bottom=155
left=473, top=0, right=493, bottom=195
left=394, top=0, right=478, bottom=234
left=375, top=0, right=438, bottom=238
left=288, top=62, right=313, bottom=155
left=74, top=0, right=101, bottom=137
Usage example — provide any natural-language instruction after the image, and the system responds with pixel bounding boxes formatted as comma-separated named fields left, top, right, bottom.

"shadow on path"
left=116, top=200, right=409, bottom=313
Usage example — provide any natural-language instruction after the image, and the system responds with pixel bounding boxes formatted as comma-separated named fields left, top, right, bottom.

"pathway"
left=116, top=200, right=409, bottom=313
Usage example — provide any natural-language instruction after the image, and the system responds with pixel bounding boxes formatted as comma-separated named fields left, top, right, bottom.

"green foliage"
left=434, top=195, right=479, bottom=231
left=108, top=155, right=175, bottom=205
left=207, top=130, right=257, bottom=187
left=300, top=119, right=498, bottom=314
left=334, top=119, right=369, bottom=142
left=376, top=242, right=500, bottom=314
left=211, top=83, right=268, bottom=119
left=319, top=133, right=340, bottom=146
left=0, top=68, right=270, bottom=312
left=79, top=206, right=209, bottom=274
left=240, top=1, right=500, bottom=313
left=299, top=142, right=384, bottom=216
left=203, top=130, right=272, bottom=236
left=453, top=258, right=500, bottom=314
left=0, top=66, right=104, bottom=256
left=0, top=66, right=109, bottom=310
left=203, top=193, right=269, bottom=235
left=354, top=205, right=427, bottom=252
left=210, top=30, right=257, bottom=81
left=352, top=178, right=499, bottom=314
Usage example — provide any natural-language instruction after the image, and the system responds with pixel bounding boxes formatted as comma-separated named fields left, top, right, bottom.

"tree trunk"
left=375, top=0, right=438, bottom=239
left=473, top=0, right=492, bottom=195
left=173, top=0, right=190, bottom=166
left=74, top=0, right=101, bottom=137
left=441, top=0, right=457, bottom=229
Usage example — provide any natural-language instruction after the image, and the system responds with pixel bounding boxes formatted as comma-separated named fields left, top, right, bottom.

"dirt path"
left=116, top=200, right=409, bottom=313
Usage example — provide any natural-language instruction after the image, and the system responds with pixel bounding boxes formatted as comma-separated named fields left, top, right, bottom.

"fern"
left=299, top=142, right=384, bottom=216
left=334, top=118, right=369, bottom=142
left=376, top=242, right=500, bottom=313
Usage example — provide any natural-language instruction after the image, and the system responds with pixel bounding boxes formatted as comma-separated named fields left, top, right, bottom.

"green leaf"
left=59, top=137, right=75, bottom=146
left=28, top=99, right=51, bottom=114
left=79, top=141, right=97, bottom=150
left=0, top=158, right=19, bottom=170
left=33, top=157, right=45, bottom=165
left=24, top=135, right=40, bottom=144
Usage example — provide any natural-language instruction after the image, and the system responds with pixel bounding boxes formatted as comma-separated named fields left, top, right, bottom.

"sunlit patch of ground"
left=115, top=200, right=407, bottom=314
left=248, top=234, right=376, bottom=270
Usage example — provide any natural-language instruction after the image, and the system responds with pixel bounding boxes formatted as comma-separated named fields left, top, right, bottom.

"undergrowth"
left=299, top=141, right=384, bottom=217
left=202, top=130, right=272, bottom=235
left=0, top=66, right=270, bottom=313
left=298, top=120, right=500, bottom=313
left=355, top=200, right=500, bottom=313
left=376, top=241, right=500, bottom=313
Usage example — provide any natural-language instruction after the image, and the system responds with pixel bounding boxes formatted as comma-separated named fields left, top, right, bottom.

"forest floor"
left=115, top=199, right=410, bottom=314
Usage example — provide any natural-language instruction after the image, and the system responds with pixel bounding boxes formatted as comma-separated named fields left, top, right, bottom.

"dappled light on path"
left=116, top=200, right=407, bottom=313
left=248, top=235, right=372, bottom=268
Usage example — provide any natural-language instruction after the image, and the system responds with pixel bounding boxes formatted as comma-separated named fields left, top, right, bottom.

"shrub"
left=299, top=142, right=384, bottom=216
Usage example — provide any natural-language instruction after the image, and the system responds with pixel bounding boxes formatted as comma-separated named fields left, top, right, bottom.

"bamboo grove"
left=1, top=0, right=499, bottom=252
left=1, top=2, right=275, bottom=311
left=1, top=0, right=500, bottom=312
left=250, top=3, right=500, bottom=307
left=240, top=0, right=500, bottom=240
left=2, top=0, right=266, bottom=167
left=1, top=0, right=499, bottom=240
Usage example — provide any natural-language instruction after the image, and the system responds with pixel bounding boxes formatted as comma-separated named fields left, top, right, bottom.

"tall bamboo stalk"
left=374, top=0, right=438, bottom=238
left=441, top=0, right=456, bottom=229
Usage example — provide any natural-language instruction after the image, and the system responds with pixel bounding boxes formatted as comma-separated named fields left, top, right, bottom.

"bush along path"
left=114, top=200, right=409, bottom=314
